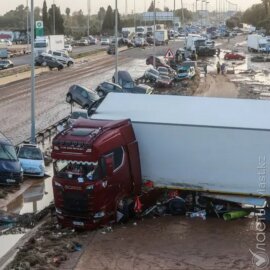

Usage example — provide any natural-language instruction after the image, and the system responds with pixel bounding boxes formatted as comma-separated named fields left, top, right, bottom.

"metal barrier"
left=16, top=116, right=69, bottom=147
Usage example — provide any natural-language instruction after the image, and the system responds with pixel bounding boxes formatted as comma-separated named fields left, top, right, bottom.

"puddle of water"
left=0, top=233, right=25, bottom=258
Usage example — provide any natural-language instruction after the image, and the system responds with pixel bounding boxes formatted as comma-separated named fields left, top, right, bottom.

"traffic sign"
left=35, top=21, right=44, bottom=37
left=36, top=21, right=43, bottom=29
left=165, top=48, right=174, bottom=58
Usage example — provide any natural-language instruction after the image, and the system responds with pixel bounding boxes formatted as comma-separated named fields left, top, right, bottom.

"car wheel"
left=67, top=61, right=72, bottom=67
left=66, top=94, right=72, bottom=103
left=97, top=90, right=105, bottom=97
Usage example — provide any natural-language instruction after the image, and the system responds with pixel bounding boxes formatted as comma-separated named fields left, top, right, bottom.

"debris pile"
left=5, top=219, right=83, bottom=270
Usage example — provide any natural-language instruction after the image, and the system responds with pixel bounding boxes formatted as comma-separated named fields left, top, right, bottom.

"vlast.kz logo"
left=249, top=249, right=269, bottom=269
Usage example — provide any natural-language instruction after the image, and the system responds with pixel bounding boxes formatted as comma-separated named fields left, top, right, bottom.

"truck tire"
left=168, top=198, right=186, bottom=215
left=116, top=199, right=130, bottom=223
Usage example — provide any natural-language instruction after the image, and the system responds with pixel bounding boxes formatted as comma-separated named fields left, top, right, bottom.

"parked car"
left=64, top=44, right=73, bottom=53
left=89, top=37, right=98, bottom=45
left=0, top=133, right=23, bottom=185
left=107, top=44, right=115, bottom=55
left=144, top=68, right=160, bottom=82
left=0, top=39, right=12, bottom=46
left=146, top=56, right=170, bottom=69
left=67, top=110, right=88, bottom=126
left=112, top=70, right=153, bottom=94
left=95, top=81, right=124, bottom=97
left=176, top=66, right=196, bottom=80
left=157, top=75, right=174, bottom=87
left=66, top=84, right=100, bottom=109
left=157, top=67, right=175, bottom=76
left=17, top=144, right=45, bottom=177
left=35, top=54, right=64, bottom=70
left=0, top=59, right=14, bottom=69
left=48, top=50, right=74, bottom=66
left=100, top=37, right=110, bottom=45
left=76, top=39, right=89, bottom=46
left=224, top=52, right=245, bottom=60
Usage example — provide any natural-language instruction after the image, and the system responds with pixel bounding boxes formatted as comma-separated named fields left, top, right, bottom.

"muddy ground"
left=1, top=34, right=270, bottom=270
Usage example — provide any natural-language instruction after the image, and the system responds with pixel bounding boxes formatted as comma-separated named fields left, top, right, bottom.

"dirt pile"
left=6, top=219, right=83, bottom=270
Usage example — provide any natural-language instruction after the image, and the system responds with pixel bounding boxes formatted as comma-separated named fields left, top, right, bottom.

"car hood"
left=0, top=159, right=21, bottom=173
left=123, top=84, right=152, bottom=94
left=19, top=158, right=44, bottom=169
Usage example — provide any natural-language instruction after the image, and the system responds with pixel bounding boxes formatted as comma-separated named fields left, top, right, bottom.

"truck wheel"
left=116, top=199, right=130, bottom=223
left=168, top=198, right=186, bottom=215
left=67, top=61, right=72, bottom=67
left=66, top=94, right=72, bottom=103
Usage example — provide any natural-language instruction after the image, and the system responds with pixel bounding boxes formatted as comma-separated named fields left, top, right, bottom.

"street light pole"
left=173, top=0, right=175, bottom=41
left=87, top=0, right=90, bottom=36
left=53, top=0, right=55, bottom=35
left=153, top=0, right=156, bottom=68
left=115, top=0, right=118, bottom=84
left=30, top=0, right=36, bottom=143
left=26, top=0, right=30, bottom=51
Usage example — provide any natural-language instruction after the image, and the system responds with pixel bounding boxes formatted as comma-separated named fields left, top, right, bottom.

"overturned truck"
left=51, top=94, right=270, bottom=229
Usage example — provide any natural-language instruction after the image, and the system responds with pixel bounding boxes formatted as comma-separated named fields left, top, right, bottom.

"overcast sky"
left=0, top=0, right=262, bottom=15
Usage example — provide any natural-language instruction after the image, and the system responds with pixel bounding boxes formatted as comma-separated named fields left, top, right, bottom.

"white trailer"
left=91, top=93, right=270, bottom=206
left=247, top=34, right=268, bottom=53
left=154, top=30, right=168, bottom=45
left=34, top=35, right=64, bottom=56
left=186, top=34, right=206, bottom=51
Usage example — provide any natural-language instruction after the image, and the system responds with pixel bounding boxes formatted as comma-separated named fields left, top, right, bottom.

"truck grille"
left=63, top=191, right=89, bottom=214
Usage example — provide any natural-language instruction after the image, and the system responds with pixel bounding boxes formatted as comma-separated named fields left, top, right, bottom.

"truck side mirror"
left=105, top=154, right=114, bottom=176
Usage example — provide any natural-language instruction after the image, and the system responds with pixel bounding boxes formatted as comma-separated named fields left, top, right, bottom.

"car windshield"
left=123, top=80, right=135, bottom=89
left=0, top=144, right=17, bottom=161
left=54, top=160, right=100, bottom=181
left=18, top=147, right=43, bottom=160
left=34, top=42, right=47, bottom=48
left=70, top=111, right=87, bottom=119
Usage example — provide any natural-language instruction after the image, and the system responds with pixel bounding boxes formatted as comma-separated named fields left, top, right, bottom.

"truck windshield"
left=34, top=42, right=47, bottom=48
left=0, top=144, right=17, bottom=161
left=53, top=160, right=100, bottom=181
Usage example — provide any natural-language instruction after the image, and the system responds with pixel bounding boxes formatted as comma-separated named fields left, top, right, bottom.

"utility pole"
left=173, top=0, right=175, bottom=41
left=153, top=0, right=156, bottom=68
left=134, top=0, right=136, bottom=30
left=30, top=0, right=36, bottom=143
left=53, top=0, right=55, bottom=35
left=87, top=0, right=90, bottom=36
left=115, top=0, right=118, bottom=84
left=26, top=0, right=30, bottom=51
left=181, top=0, right=185, bottom=27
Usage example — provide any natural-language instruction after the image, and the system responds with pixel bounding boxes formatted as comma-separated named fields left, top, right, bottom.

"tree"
left=175, top=8, right=193, bottom=22
left=102, top=6, right=114, bottom=32
left=42, top=0, right=49, bottom=34
left=98, top=7, right=106, bottom=21
left=164, top=7, right=170, bottom=12
left=66, top=7, right=71, bottom=17
left=48, top=4, right=64, bottom=34
left=34, top=7, right=42, bottom=21
left=148, top=1, right=155, bottom=12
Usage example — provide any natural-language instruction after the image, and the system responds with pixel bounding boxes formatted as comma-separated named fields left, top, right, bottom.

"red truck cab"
left=51, top=119, right=142, bottom=229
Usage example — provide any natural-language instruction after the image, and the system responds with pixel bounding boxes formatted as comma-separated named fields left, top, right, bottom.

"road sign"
left=35, top=21, right=44, bottom=37
left=165, top=48, right=174, bottom=58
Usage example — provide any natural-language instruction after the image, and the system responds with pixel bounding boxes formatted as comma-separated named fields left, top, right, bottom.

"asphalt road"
left=11, top=44, right=104, bottom=66
left=0, top=40, right=184, bottom=144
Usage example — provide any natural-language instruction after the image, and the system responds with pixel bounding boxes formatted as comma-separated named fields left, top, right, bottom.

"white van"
left=48, top=50, right=74, bottom=66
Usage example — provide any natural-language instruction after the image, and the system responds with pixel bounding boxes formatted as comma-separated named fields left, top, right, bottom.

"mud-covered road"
left=1, top=35, right=270, bottom=270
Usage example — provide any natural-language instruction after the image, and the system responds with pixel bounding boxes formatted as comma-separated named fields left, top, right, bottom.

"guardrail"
left=16, top=116, right=69, bottom=147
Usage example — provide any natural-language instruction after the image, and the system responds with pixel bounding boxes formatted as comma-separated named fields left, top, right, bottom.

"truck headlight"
left=94, top=211, right=105, bottom=219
